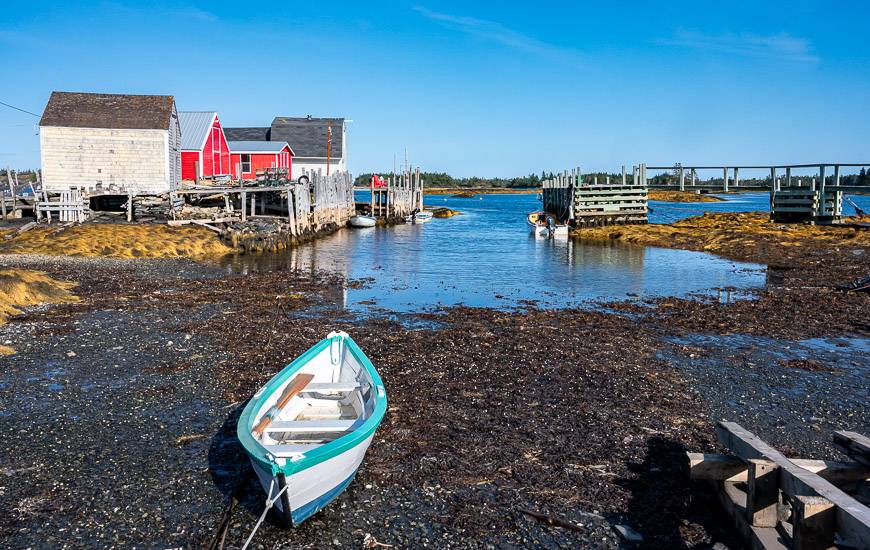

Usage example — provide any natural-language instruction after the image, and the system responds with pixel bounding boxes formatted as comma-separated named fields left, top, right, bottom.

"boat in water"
left=405, top=210, right=434, bottom=223
left=349, top=215, right=377, bottom=228
left=237, top=331, right=387, bottom=526
left=527, top=211, right=569, bottom=238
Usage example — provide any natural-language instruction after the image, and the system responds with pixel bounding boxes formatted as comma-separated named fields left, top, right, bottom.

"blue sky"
left=1, top=1, right=868, bottom=177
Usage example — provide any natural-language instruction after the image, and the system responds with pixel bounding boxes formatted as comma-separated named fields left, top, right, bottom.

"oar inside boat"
left=237, top=331, right=387, bottom=527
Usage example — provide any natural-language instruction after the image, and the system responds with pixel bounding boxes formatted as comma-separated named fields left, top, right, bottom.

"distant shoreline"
left=423, top=187, right=539, bottom=195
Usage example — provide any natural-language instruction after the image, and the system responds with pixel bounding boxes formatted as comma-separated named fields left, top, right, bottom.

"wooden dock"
left=368, top=168, right=424, bottom=220
left=541, top=168, right=648, bottom=227
left=688, top=422, right=870, bottom=550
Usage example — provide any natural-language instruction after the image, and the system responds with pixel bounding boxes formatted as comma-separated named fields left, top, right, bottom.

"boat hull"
left=405, top=211, right=433, bottom=223
left=527, top=219, right=569, bottom=238
left=349, top=215, right=377, bottom=227
left=250, top=432, right=375, bottom=525
left=237, top=332, right=387, bottom=527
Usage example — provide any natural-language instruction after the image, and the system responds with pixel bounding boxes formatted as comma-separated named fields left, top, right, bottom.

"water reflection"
left=214, top=194, right=768, bottom=313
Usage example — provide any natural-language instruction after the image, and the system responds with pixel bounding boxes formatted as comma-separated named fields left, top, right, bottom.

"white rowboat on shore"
left=237, top=332, right=387, bottom=527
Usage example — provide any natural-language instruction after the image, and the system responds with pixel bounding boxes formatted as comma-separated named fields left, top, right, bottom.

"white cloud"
left=661, top=29, right=818, bottom=63
left=414, top=6, right=582, bottom=65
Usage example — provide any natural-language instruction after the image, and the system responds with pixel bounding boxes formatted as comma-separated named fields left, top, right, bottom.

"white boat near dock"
left=527, top=211, right=569, bottom=238
left=349, top=215, right=377, bottom=227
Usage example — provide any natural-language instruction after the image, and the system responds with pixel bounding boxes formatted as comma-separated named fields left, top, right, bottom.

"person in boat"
left=537, top=213, right=547, bottom=225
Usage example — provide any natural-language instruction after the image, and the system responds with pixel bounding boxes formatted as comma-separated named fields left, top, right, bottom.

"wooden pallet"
left=688, top=422, right=870, bottom=550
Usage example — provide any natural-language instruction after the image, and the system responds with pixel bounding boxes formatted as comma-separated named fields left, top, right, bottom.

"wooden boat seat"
left=301, top=382, right=362, bottom=393
left=264, top=419, right=356, bottom=433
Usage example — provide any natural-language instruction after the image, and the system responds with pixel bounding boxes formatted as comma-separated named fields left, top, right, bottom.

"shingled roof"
left=270, top=117, right=344, bottom=159
left=224, top=127, right=271, bottom=141
left=39, top=91, right=176, bottom=130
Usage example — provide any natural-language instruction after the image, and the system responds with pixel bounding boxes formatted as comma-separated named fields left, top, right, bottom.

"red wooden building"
left=228, top=141, right=293, bottom=180
left=179, top=111, right=231, bottom=180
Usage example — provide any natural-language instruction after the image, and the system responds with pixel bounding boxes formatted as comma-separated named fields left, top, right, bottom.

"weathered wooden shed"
left=228, top=141, right=293, bottom=181
left=179, top=111, right=231, bottom=181
left=39, top=91, right=181, bottom=195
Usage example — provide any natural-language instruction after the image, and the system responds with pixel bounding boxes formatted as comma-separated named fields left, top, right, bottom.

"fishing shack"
left=179, top=111, right=232, bottom=182
left=39, top=91, right=181, bottom=196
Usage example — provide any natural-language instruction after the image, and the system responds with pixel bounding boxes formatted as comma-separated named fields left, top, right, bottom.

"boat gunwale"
left=236, top=333, right=387, bottom=476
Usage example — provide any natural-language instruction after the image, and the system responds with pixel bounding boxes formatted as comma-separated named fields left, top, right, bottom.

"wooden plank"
left=190, top=220, right=222, bottom=233
left=793, top=496, right=836, bottom=550
left=716, top=481, right=790, bottom=550
left=251, top=373, right=315, bottom=437
left=834, top=432, right=870, bottom=467
left=688, top=454, right=870, bottom=484
left=747, top=459, right=780, bottom=527
left=716, top=422, right=870, bottom=548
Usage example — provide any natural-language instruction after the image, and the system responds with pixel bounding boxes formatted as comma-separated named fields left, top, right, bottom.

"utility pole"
left=326, top=121, right=332, bottom=176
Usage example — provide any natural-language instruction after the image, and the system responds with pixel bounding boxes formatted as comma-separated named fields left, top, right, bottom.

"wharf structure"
left=638, top=162, right=870, bottom=224
left=367, top=168, right=424, bottom=220
left=541, top=167, right=648, bottom=227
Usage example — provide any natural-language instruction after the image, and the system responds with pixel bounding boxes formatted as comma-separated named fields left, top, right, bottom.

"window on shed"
left=240, top=154, right=251, bottom=173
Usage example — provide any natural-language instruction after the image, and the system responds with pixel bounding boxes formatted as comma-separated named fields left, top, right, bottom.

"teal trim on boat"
left=236, top=333, right=387, bottom=476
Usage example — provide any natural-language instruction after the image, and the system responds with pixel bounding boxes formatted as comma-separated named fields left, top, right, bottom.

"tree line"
left=354, top=168, right=870, bottom=188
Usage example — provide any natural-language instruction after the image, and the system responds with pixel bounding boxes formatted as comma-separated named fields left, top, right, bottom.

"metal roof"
left=178, top=111, right=216, bottom=150
left=228, top=140, right=293, bottom=154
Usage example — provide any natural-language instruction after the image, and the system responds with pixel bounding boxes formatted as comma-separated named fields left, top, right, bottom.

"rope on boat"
left=240, top=478, right=290, bottom=550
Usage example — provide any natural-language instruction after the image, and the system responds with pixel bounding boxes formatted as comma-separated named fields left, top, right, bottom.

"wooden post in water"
left=1, top=167, right=9, bottom=220
left=817, top=165, right=826, bottom=217
left=240, top=191, right=247, bottom=221
left=722, top=167, right=729, bottom=192
left=769, top=167, right=776, bottom=211
left=786, top=167, right=792, bottom=187
left=127, top=189, right=133, bottom=222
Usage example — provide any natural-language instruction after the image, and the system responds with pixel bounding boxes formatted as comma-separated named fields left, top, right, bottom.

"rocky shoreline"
left=0, top=215, right=868, bottom=548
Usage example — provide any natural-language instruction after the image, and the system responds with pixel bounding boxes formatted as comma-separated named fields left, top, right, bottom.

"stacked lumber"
left=688, top=422, right=870, bottom=550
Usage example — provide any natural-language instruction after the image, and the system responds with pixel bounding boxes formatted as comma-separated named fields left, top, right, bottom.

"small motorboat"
left=237, top=331, right=387, bottom=527
left=405, top=210, right=433, bottom=223
left=527, top=211, right=569, bottom=238
left=349, top=215, right=377, bottom=228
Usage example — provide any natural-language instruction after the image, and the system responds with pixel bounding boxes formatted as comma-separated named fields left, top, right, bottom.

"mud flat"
left=0, top=214, right=867, bottom=548
left=648, top=190, right=724, bottom=203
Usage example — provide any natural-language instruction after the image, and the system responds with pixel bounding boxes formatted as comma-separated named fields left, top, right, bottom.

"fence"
left=36, top=188, right=90, bottom=223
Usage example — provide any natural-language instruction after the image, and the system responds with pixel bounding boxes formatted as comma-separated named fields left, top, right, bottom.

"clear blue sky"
left=2, top=1, right=868, bottom=177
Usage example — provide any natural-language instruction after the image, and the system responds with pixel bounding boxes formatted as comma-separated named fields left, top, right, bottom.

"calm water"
left=216, top=192, right=787, bottom=313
